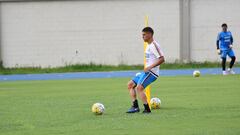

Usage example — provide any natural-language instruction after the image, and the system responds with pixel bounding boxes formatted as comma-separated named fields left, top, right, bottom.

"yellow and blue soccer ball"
left=91, top=103, right=105, bottom=115
left=150, top=97, right=161, bottom=109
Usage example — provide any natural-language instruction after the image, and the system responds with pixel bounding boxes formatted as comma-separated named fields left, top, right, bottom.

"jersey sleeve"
left=151, top=43, right=164, bottom=58
left=217, top=33, right=221, bottom=41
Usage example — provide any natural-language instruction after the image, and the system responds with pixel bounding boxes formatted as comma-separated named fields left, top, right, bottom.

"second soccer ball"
left=193, top=70, right=201, bottom=77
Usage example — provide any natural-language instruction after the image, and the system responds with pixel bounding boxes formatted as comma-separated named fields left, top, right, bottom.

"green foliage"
left=0, top=62, right=238, bottom=75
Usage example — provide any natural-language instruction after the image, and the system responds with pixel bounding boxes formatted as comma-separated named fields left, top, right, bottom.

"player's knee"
left=127, top=81, right=134, bottom=90
left=231, top=56, right=236, bottom=61
left=136, top=85, right=144, bottom=92
left=127, top=83, right=131, bottom=90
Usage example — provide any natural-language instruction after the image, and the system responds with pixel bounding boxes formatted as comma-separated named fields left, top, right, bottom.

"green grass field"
left=0, top=75, right=240, bottom=135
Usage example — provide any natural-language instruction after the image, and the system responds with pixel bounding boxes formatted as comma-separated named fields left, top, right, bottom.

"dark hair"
left=222, top=23, right=227, bottom=27
left=142, top=27, right=154, bottom=35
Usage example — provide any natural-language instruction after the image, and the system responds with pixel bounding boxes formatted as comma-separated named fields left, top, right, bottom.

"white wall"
left=190, top=0, right=240, bottom=62
left=1, top=0, right=239, bottom=68
left=0, top=0, right=180, bottom=68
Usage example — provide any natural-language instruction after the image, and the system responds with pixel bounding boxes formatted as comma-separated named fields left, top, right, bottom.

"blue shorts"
left=132, top=71, right=158, bottom=89
left=221, top=49, right=235, bottom=58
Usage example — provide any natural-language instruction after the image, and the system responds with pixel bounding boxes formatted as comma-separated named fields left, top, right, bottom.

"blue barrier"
left=0, top=68, right=239, bottom=81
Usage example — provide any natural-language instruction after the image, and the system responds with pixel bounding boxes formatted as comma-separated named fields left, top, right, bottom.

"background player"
left=126, top=27, right=165, bottom=114
left=216, top=23, right=236, bottom=75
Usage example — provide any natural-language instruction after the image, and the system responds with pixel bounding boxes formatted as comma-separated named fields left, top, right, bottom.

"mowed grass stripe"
left=0, top=75, right=240, bottom=135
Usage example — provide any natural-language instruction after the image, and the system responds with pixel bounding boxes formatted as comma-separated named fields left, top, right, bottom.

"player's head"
left=221, top=23, right=228, bottom=32
left=142, top=27, right=154, bottom=42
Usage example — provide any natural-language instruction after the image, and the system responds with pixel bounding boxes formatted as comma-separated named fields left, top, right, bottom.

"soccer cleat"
left=228, top=68, right=235, bottom=74
left=222, top=71, right=229, bottom=75
left=126, top=107, right=140, bottom=113
left=142, top=110, right=151, bottom=114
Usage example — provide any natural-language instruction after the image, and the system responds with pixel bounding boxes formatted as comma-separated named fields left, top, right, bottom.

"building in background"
left=0, top=0, right=239, bottom=68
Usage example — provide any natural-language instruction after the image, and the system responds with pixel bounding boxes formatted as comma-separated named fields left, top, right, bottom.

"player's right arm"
left=216, top=33, right=221, bottom=55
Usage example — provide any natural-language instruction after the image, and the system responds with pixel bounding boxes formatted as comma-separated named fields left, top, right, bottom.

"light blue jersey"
left=217, top=31, right=233, bottom=51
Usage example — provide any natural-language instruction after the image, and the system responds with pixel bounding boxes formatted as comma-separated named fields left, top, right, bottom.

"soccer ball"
left=193, top=70, right=201, bottom=77
left=91, top=103, right=105, bottom=115
left=150, top=97, right=161, bottom=109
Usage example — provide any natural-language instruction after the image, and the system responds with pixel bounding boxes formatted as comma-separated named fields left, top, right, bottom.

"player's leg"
left=136, top=84, right=150, bottom=113
left=126, top=74, right=142, bottom=113
left=127, top=80, right=137, bottom=101
left=126, top=82, right=140, bottom=113
left=136, top=72, right=157, bottom=113
left=136, top=85, right=148, bottom=104
left=221, top=50, right=228, bottom=75
left=227, top=50, right=236, bottom=74
left=229, top=56, right=236, bottom=69
left=222, top=57, right=227, bottom=73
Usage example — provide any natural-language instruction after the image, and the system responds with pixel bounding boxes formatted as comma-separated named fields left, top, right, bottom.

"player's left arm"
left=144, top=56, right=165, bottom=72
left=144, top=44, right=165, bottom=72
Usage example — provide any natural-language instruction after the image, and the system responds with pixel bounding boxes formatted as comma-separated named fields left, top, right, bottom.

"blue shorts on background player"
left=216, top=23, right=236, bottom=75
left=220, top=49, right=235, bottom=59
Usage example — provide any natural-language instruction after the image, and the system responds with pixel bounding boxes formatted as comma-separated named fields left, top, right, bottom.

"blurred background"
left=0, top=0, right=239, bottom=68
